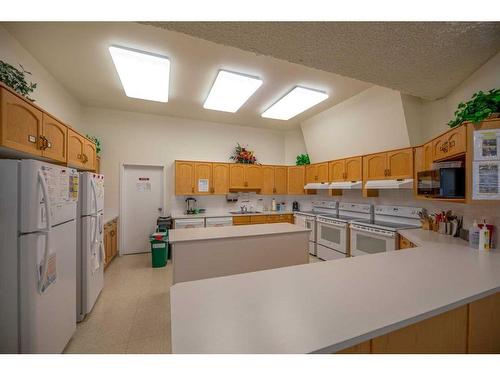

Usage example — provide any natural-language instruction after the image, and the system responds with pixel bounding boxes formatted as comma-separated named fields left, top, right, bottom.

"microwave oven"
left=417, top=168, right=465, bottom=198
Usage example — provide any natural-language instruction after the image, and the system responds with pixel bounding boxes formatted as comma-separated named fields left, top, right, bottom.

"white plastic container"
left=469, top=220, right=480, bottom=248
left=479, top=221, right=491, bottom=250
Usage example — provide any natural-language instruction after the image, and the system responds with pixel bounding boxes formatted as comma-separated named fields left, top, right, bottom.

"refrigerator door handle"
left=37, top=170, right=52, bottom=294
left=90, top=178, right=99, bottom=246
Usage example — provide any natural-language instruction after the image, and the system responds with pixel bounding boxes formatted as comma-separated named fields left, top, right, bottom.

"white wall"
left=0, top=25, right=83, bottom=129
left=284, top=129, right=307, bottom=165
left=421, top=51, right=500, bottom=140
left=300, top=86, right=411, bottom=162
left=81, top=107, right=289, bottom=215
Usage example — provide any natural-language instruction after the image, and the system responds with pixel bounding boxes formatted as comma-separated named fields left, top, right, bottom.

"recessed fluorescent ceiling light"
left=204, top=70, right=263, bottom=113
left=109, top=46, right=170, bottom=103
left=262, top=86, right=329, bottom=120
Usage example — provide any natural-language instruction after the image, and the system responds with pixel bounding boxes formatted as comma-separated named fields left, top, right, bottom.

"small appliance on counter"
left=292, top=201, right=300, bottom=211
left=185, top=197, right=197, bottom=214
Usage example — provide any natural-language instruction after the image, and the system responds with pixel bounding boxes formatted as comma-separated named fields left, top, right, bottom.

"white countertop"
left=170, top=228, right=500, bottom=353
left=169, top=223, right=310, bottom=243
left=172, top=210, right=296, bottom=219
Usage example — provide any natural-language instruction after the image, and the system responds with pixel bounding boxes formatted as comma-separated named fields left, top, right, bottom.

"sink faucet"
left=240, top=200, right=250, bottom=213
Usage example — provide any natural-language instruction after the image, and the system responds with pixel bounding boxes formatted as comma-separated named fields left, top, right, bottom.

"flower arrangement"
left=230, top=143, right=258, bottom=164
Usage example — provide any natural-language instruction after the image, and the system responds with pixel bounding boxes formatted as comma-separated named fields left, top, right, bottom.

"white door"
left=121, top=164, right=164, bottom=255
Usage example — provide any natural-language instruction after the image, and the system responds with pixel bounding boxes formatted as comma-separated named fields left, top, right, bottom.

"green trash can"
left=150, top=232, right=168, bottom=268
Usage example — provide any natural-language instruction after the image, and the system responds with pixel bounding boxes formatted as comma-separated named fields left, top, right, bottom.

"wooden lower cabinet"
left=233, top=214, right=294, bottom=226
left=335, top=292, right=500, bottom=354
left=104, top=218, right=118, bottom=268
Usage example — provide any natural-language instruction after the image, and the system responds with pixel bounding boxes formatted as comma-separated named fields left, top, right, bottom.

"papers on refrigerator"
left=474, top=129, right=500, bottom=161
left=473, top=161, right=500, bottom=200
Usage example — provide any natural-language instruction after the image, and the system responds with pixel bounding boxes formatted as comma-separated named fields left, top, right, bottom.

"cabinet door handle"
left=77, top=153, right=82, bottom=160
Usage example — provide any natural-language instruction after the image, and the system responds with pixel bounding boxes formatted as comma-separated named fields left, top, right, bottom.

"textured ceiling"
left=2, top=22, right=371, bottom=130
left=144, top=22, right=500, bottom=100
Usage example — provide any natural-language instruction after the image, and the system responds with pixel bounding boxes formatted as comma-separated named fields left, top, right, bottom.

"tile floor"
left=64, top=253, right=321, bottom=354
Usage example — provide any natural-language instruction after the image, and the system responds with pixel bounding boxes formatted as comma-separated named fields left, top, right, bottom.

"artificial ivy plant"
left=86, top=135, right=102, bottom=155
left=0, top=60, right=37, bottom=101
left=296, top=153, right=311, bottom=166
left=448, top=88, right=500, bottom=128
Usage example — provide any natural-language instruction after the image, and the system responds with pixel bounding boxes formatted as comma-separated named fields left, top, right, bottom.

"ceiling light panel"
left=204, top=70, right=263, bottom=113
left=262, top=86, right=329, bottom=120
left=109, top=46, right=170, bottom=103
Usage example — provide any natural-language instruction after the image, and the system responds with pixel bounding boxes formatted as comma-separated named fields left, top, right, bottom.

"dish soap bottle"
left=271, top=198, right=276, bottom=211
left=469, top=220, right=480, bottom=249
left=479, top=220, right=491, bottom=250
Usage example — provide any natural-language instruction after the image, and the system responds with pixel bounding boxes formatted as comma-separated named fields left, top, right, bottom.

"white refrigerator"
left=76, top=172, right=104, bottom=322
left=0, top=159, right=79, bottom=353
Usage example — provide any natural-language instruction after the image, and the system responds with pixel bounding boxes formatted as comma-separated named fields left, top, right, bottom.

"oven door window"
left=355, top=232, right=388, bottom=254
left=320, top=225, right=341, bottom=246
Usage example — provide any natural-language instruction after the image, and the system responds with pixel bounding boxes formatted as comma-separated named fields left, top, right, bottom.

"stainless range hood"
left=329, top=181, right=363, bottom=189
left=303, top=182, right=331, bottom=190
left=364, top=179, right=414, bottom=189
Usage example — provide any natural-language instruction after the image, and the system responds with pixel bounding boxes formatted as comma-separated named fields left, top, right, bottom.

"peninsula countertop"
left=170, top=228, right=500, bottom=354
left=171, top=210, right=296, bottom=219
left=169, top=223, right=310, bottom=243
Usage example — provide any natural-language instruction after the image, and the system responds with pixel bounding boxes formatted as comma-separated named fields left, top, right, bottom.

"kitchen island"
left=170, top=229, right=500, bottom=353
left=169, top=223, right=310, bottom=284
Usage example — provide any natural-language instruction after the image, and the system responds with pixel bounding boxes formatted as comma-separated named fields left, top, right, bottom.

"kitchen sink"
left=229, top=211, right=262, bottom=214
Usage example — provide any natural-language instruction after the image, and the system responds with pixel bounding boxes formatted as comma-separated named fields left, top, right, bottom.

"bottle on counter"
left=469, top=220, right=480, bottom=249
left=271, top=198, right=276, bottom=211
left=479, top=220, right=491, bottom=250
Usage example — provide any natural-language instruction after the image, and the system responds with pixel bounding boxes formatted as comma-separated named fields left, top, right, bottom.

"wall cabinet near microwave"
left=41, top=114, right=67, bottom=163
left=287, top=166, right=305, bottom=195
left=432, top=125, right=466, bottom=161
left=329, top=157, right=362, bottom=182
left=261, top=165, right=287, bottom=195
left=363, top=148, right=413, bottom=180
left=305, top=162, right=329, bottom=183
left=229, top=164, right=262, bottom=190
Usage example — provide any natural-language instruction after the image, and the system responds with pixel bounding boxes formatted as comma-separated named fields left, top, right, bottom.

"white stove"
left=294, top=201, right=338, bottom=257
left=350, top=205, right=422, bottom=257
left=315, top=203, right=373, bottom=260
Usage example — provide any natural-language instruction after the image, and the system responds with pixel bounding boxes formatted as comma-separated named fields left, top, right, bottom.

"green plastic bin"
left=150, top=232, right=168, bottom=268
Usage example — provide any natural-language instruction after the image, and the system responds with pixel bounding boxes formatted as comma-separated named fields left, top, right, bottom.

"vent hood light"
left=204, top=70, right=263, bottom=113
left=304, top=182, right=331, bottom=190
left=364, top=179, right=414, bottom=189
left=262, top=86, right=329, bottom=120
left=109, top=46, right=170, bottom=103
left=329, top=181, right=363, bottom=190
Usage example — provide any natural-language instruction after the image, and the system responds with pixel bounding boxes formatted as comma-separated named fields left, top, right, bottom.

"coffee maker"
left=292, top=201, right=300, bottom=211
left=185, top=197, right=197, bottom=214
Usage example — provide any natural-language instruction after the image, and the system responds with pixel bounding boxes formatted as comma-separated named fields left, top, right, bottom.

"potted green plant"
left=0, top=60, right=37, bottom=101
left=448, top=88, right=500, bottom=128
left=295, top=153, right=310, bottom=166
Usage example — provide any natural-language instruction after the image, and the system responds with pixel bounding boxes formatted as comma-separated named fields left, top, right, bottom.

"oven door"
left=317, top=221, right=347, bottom=253
left=350, top=225, right=396, bottom=256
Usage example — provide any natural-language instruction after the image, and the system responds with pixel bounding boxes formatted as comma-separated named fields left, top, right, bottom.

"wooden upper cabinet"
left=83, top=139, right=96, bottom=171
left=288, top=166, right=305, bottom=195
left=246, top=165, right=263, bottom=189
left=175, top=161, right=195, bottom=195
left=0, top=87, right=43, bottom=155
left=423, top=142, right=434, bottom=170
left=41, top=113, right=67, bottom=163
left=345, top=157, right=362, bottom=181
left=414, top=147, right=424, bottom=176
left=305, top=164, right=317, bottom=183
left=212, top=163, right=229, bottom=195
left=274, top=166, right=288, bottom=194
left=67, top=128, right=85, bottom=169
left=229, top=164, right=246, bottom=188
left=194, top=162, right=212, bottom=195
left=329, top=160, right=345, bottom=182
left=363, top=152, right=387, bottom=181
left=316, top=162, right=329, bottom=182
left=387, top=148, right=413, bottom=179
left=261, top=165, right=275, bottom=195
left=433, top=125, right=466, bottom=161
